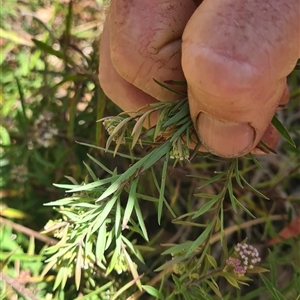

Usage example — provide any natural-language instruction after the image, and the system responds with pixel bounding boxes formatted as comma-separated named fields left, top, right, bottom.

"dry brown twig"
left=0, top=271, right=40, bottom=300
left=0, top=216, right=57, bottom=245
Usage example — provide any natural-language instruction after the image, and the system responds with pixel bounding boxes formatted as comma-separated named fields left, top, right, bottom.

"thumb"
left=182, top=0, right=299, bottom=157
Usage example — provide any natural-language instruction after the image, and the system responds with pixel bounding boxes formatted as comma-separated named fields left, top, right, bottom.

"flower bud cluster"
left=33, top=111, right=58, bottom=148
left=10, top=165, right=28, bottom=183
left=102, top=117, right=126, bottom=144
left=170, top=138, right=189, bottom=161
left=225, top=243, right=261, bottom=276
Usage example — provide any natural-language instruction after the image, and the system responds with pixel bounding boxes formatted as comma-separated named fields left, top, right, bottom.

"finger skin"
left=99, top=20, right=280, bottom=155
left=99, top=18, right=159, bottom=127
left=182, top=0, right=299, bottom=155
left=109, top=0, right=196, bottom=101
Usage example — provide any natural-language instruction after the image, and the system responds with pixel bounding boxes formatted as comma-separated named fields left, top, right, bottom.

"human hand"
left=99, top=0, right=299, bottom=158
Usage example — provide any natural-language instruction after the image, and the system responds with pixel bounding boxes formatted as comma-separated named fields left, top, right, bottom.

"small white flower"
left=32, top=111, right=58, bottom=148
left=10, top=165, right=28, bottom=183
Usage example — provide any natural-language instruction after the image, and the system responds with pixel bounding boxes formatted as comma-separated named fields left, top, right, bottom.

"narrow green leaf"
left=222, top=272, right=240, bottom=288
left=206, top=254, right=217, bottom=269
left=134, top=197, right=149, bottom=241
left=192, top=194, right=221, bottom=219
left=151, top=166, right=176, bottom=219
left=0, top=248, right=21, bottom=270
left=235, top=287, right=267, bottom=300
left=78, top=208, right=100, bottom=223
left=142, top=285, right=164, bottom=300
left=163, top=103, right=189, bottom=128
left=268, top=250, right=276, bottom=286
left=232, top=159, right=243, bottom=188
left=73, top=281, right=114, bottom=300
left=41, top=259, right=58, bottom=277
left=135, top=193, right=158, bottom=202
left=121, top=236, right=145, bottom=263
left=78, top=142, right=139, bottom=160
left=131, top=112, right=150, bottom=147
left=65, top=1, right=73, bottom=37
left=87, top=153, right=114, bottom=175
left=65, top=202, right=96, bottom=209
left=247, top=266, right=269, bottom=274
left=106, top=243, right=120, bottom=275
left=105, top=119, right=129, bottom=151
left=59, top=211, right=80, bottom=222
left=164, top=80, right=187, bottom=86
left=115, top=198, right=121, bottom=236
left=248, top=154, right=266, bottom=171
left=158, top=153, right=169, bottom=225
left=111, top=274, right=143, bottom=300
left=122, top=246, right=142, bottom=291
left=155, top=255, right=186, bottom=272
left=153, top=106, right=169, bottom=141
left=91, top=196, right=118, bottom=234
left=44, top=197, right=76, bottom=206
left=96, top=222, right=107, bottom=267
left=220, top=205, right=225, bottom=245
left=197, top=172, right=226, bottom=190
left=240, top=175, right=269, bottom=200
left=172, top=274, right=182, bottom=287
left=127, top=219, right=146, bottom=239
left=271, top=115, right=296, bottom=147
left=140, top=141, right=171, bottom=172
left=227, top=180, right=237, bottom=213
left=260, top=274, right=285, bottom=300
left=75, top=246, right=83, bottom=290
left=15, top=78, right=28, bottom=126
left=32, top=39, right=65, bottom=60
left=122, top=179, right=138, bottom=230
left=205, top=279, right=222, bottom=297
left=193, top=193, right=216, bottom=199
left=186, top=221, right=214, bottom=257
left=83, top=161, right=97, bottom=181
left=172, top=220, right=207, bottom=227
left=60, top=176, right=118, bottom=193
left=54, top=266, right=70, bottom=290
left=234, top=198, right=256, bottom=218
left=168, top=99, right=187, bottom=115
left=162, top=241, right=193, bottom=255
left=153, top=78, right=186, bottom=95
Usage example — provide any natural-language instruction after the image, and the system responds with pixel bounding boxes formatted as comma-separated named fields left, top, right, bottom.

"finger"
left=182, top=0, right=299, bottom=157
left=251, top=87, right=289, bottom=154
left=99, top=19, right=159, bottom=127
left=277, top=84, right=290, bottom=110
left=109, top=0, right=196, bottom=101
left=251, top=124, right=279, bottom=155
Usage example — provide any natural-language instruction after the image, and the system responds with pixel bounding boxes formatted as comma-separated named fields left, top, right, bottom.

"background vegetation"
left=1, top=1, right=299, bottom=299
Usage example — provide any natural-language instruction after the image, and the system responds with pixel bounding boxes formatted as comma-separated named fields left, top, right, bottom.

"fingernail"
left=197, top=113, right=255, bottom=157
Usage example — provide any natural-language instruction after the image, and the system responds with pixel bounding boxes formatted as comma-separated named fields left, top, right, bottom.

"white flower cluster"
left=170, top=138, right=190, bottom=161
left=10, top=165, right=28, bottom=183
left=33, top=111, right=58, bottom=148
left=226, top=243, right=261, bottom=276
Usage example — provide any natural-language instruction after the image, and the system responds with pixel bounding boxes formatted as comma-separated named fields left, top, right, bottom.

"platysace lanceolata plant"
left=43, top=79, right=296, bottom=299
